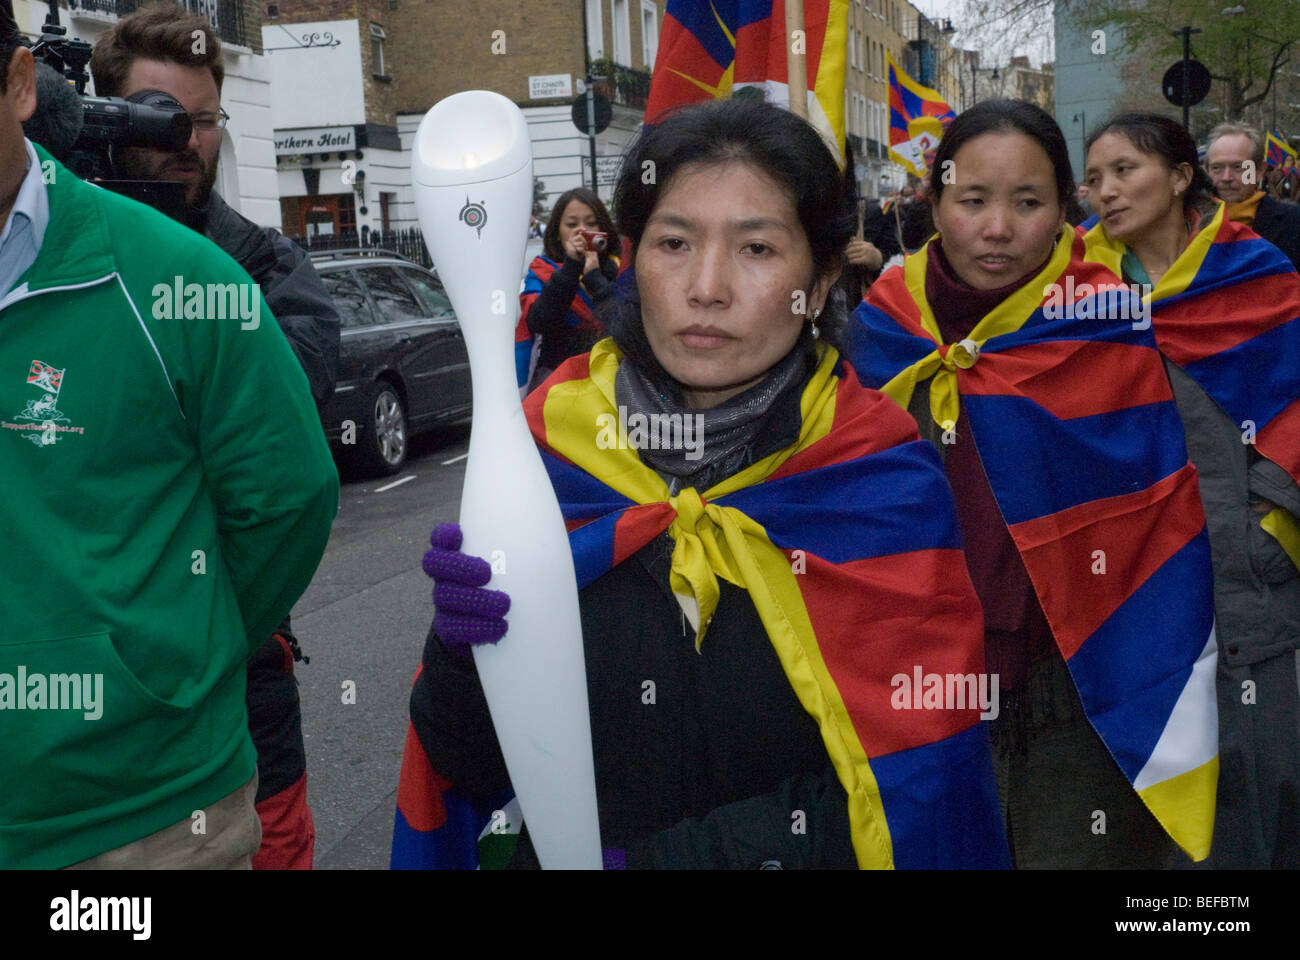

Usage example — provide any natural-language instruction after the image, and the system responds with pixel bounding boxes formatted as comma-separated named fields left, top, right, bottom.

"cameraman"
left=88, top=5, right=341, bottom=870
left=0, top=0, right=338, bottom=869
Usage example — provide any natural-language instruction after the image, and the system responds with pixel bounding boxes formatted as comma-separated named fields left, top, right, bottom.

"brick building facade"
left=266, top=0, right=665, bottom=240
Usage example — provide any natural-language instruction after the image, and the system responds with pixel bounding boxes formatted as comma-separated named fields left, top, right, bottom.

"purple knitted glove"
left=423, top=522, right=510, bottom=651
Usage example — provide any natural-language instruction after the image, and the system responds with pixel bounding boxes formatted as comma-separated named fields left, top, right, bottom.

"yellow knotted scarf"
left=879, top=224, right=1076, bottom=429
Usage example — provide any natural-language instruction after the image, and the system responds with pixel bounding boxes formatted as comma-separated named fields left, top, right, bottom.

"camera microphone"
left=22, top=61, right=84, bottom=163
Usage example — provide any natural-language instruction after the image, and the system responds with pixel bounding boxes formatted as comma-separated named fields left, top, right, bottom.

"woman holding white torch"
left=399, top=98, right=1009, bottom=869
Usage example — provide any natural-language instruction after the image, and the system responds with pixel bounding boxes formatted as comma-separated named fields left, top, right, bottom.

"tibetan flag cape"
left=521, top=337, right=1007, bottom=869
left=1082, top=202, right=1300, bottom=564
left=849, top=227, right=1220, bottom=861
left=514, top=255, right=602, bottom=390
left=887, top=51, right=955, bottom=179
left=391, top=684, right=519, bottom=869
left=645, top=0, right=848, bottom=159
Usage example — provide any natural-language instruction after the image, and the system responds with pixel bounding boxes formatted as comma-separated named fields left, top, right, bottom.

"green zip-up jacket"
left=0, top=145, right=339, bottom=869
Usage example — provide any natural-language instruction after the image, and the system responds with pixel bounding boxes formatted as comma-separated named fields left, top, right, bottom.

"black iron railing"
left=292, top=228, right=433, bottom=270
left=66, top=0, right=249, bottom=48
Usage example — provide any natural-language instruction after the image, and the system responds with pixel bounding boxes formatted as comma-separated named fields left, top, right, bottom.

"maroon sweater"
left=926, top=241, right=1055, bottom=691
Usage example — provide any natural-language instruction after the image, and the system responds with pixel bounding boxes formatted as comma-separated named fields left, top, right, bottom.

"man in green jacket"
left=0, top=13, right=339, bottom=869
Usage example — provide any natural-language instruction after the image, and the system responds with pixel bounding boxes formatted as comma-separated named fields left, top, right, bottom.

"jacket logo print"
left=3, top=360, right=85, bottom=446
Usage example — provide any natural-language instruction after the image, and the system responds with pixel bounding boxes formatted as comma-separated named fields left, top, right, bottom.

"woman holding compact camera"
left=514, top=187, right=621, bottom=392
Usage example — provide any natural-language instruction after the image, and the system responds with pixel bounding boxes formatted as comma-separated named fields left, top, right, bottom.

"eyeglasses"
left=189, top=109, right=230, bottom=132
left=1207, top=162, right=1250, bottom=177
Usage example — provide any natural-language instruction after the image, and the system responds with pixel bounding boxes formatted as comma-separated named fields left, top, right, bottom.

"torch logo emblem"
left=459, top=197, right=487, bottom=238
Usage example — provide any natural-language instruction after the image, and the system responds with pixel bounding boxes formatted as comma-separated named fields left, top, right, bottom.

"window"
left=849, top=28, right=856, bottom=69
left=612, top=0, right=630, bottom=65
left=319, top=271, right=376, bottom=329
left=586, top=0, right=604, bottom=61
left=359, top=266, right=425, bottom=324
left=641, top=1, right=658, bottom=69
left=399, top=268, right=455, bottom=319
left=379, top=191, right=394, bottom=232
left=338, top=194, right=357, bottom=235
left=370, top=22, right=387, bottom=78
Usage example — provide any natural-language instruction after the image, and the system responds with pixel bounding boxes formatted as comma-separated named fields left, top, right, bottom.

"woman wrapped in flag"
left=393, top=98, right=1010, bottom=869
left=514, top=188, right=621, bottom=392
left=1082, top=114, right=1300, bottom=868
left=849, top=99, right=1224, bottom=868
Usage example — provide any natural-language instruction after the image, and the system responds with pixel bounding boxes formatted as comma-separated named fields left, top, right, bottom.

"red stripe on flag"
left=735, top=0, right=832, bottom=86
left=771, top=372, right=920, bottom=480
left=613, top=503, right=676, bottom=567
left=797, top=549, right=985, bottom=759
left=1154, top=271, right=1300, bottom=365
left=1257, top=398, right=1300, bottom=486
left=396, top=720, right=451, bottom=833
left=960, top=339, right=1172, bottom=419
left=863, top=279, right=924, bottom=335
left=1009, top=463, right=1205, bottom=661
left=515, top=296, right=537, bottom=344
left=525, top=352, right=593, bottom=461
left=645, top=14, right=730, bottom=121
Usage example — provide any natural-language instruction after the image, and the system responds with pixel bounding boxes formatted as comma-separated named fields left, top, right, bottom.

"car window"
left=360, top=266, right=427, bottom=324
left=398, top=268, right=454, bottom=319
left=318, top=270, right=376, bottom=329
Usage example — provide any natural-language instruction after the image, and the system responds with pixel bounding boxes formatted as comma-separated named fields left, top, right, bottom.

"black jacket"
left=411, top=537, right=855, bottom=869
left=1251, top=194, right=1300, bottom=274
left=201, top=192, right=342, bottom=407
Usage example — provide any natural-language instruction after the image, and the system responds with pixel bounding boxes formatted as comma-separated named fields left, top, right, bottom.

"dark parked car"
left=311, top=250, right=473, bottom=476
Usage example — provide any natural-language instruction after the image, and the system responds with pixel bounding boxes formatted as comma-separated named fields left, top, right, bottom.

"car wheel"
left=359, top=381, right=408, bottom=476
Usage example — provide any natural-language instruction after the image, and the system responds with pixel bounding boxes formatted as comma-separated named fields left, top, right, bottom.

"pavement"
left=290, top=425, right=470, bottom=869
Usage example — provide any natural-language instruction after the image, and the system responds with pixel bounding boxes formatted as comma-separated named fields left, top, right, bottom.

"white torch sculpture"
left=411, top=91, right=601, bottom=869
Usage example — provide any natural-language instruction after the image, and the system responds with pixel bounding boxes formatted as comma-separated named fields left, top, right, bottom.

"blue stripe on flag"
left=1163, top=234, right=1294, bottom=301
left=515, top=338, right=532, bottom=388
left=966, top=396, right=1190, bottom=525
left=723, top=442, right=963, bottom=562
left=871, top=723, right=1011, bottom=869
left=1066, top=530, right=1214, bottom=782
left=1183, top=315, right=1300, bottom=433
left=665, top=0, right=739, bottom=68
left=390, top=791, right=483, bottom=870
left=848, top=302, right=943, bottom=389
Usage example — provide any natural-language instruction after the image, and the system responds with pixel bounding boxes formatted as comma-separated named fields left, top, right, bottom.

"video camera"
left=26, top=3, right=194, bottom=223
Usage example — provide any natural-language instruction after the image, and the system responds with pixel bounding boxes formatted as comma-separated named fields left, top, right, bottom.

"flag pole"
left=786, top=0, right=807, bottom=120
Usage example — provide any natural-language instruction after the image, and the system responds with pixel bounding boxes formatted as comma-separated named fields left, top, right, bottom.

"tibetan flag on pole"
left=645, top=0, right=848, bottom=159
left=887, top=51, right=955, bottom=179
left=1266, top=130, right=1296, bottom=166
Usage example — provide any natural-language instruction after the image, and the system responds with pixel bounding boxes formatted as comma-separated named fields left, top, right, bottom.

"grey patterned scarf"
left=614, top=343, right=812, bottom=494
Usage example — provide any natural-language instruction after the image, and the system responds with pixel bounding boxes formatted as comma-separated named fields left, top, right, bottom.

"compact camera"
left=579, top=229, right=609, bottom=252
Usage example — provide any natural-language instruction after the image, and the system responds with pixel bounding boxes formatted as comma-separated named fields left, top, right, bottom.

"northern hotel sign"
left=274, top=126, right=357, bottom=156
